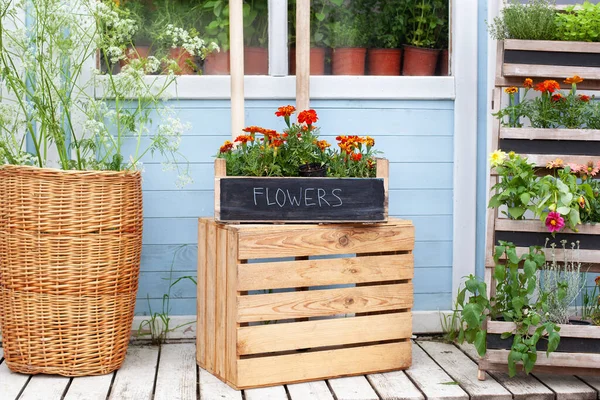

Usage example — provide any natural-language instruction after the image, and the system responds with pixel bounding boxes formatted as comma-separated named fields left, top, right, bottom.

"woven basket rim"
left=0, top=164, right=141, bottom=177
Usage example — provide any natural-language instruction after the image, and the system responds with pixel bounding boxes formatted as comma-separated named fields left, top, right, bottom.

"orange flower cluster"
left=580, top=94, right=591, bottom=103
left=220, top=140, right=233, bottom=153
left=275, top=105, right=296, bottom=117
left=565, top=75, right=583, bottom=84
left=551, top=93, right=563, bottom=103
left=315, top=140, right=330, bottom=151
left=365, top=136, right=375, bottom=147
left=505, top=87, right=518, bottom=94
left=546, top=158, right=564, bottom=169
left=351, top=153, right=362, bottom=162
left=243, top=126, right=267, bottom=135
left=336, top=135, right=362, bottom=154
left=298, top=109, right=318, bottom=125
left=234, top=134, right=253, bottom=144
left=535, top=80, right=560, bottom=94
left=523, top=78, right=533, bottom=88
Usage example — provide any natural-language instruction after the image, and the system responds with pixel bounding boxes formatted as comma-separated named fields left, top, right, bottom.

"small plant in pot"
left=288, top=0, right=332, bottom=75
left=328, top=3, right=369, bottom=76
left=120, top=0, right=154, bottom=66
left=488, top=0, right=557, bottom=41
left=357, top=0, right=409, bottom=76
left=434, top=0, right=449, bottom=76
left=202, top=0, right=231, bottom=75
left=243, top=0, right=269, bottom=75
left=403, top=0, right=444, bottom=76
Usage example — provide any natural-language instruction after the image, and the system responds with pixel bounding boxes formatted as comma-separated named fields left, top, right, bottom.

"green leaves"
left=474, top=330, right=487, bottom=357
left=462, top=303, right=483, bottom=328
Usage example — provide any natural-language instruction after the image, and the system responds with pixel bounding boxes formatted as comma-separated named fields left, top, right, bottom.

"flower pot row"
left=289, top=46, right=448, bottom=76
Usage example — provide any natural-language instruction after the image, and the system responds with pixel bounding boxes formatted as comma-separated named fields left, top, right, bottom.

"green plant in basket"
left=455, top=241, right=561, bottom=377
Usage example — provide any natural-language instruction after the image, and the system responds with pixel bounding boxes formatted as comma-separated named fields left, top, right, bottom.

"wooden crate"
left=196, top=217, right=414, bottom=389
left=496, top=39, right=600, bottom=90
left=214, top=158, right=389, bottom=223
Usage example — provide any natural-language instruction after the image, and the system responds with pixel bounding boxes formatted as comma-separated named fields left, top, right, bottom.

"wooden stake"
left=296, top=0, right=310, bottom=112
left=230, top=0, right=244, bottom=139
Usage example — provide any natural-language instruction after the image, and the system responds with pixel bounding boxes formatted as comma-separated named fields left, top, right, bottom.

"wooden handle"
left=296, top=0, right=310, bottom=112
left=230, top=0, right=244, bottom=139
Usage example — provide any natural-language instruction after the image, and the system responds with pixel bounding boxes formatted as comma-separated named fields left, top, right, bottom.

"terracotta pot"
left=204, top=51, right=230, bottom=75
left=289, top=47, right=327, bottom=75
left=367, top=48, right=402, bottom=76
left=169, top=47, right=196, bottom=75
left=332, top=48, right=366, bottom=75
left=244, top=47, right=268, bottom=75
left=120, top=45, right=151, bottom=68
left=402, top=45, right=440, bottom=76
left=438, top=49, right=449, bottom=76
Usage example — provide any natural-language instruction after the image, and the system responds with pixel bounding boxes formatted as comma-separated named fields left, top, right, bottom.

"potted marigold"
left=214, top=106, right=387, bottom=222
left=0, top=0, right=209, bottom=376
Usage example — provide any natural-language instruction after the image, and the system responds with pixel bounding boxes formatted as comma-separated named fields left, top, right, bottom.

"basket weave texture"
left=0, top=165, right=143, bottom=376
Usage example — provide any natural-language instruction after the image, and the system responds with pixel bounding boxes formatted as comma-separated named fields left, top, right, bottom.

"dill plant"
left=488, top=0, right=558, bottom=41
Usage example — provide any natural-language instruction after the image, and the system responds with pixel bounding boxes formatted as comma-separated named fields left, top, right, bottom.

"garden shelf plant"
left=214, top=106, right=389, bottom=222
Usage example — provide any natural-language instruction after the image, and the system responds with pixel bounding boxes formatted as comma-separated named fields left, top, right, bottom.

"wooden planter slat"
left=496, top=219, right=600, bottom=235
left=503, top=64, right=600, bottom=80
left=487, top=320, right=600, bottom=339
left=214, top=158, right=389, bottom=223
left=237, top=253, right=413, bottom=291
left=197, top=217, right=414, bottom=389
left=503, top=39, right=600, bottom=53
left=237, top=312, right=412, bottom=355
left=500, top=127, right=600, bottom=141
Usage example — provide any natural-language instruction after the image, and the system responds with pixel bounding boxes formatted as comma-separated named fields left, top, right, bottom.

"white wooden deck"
left=1, top=340, right=599, bottom=400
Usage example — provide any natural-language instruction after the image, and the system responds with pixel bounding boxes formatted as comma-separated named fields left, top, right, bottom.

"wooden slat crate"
left=196, top=217, right=414, bottom=389
left=214, top=158, right=389, bottom=223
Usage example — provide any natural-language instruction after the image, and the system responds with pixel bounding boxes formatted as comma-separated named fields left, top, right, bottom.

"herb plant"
left=488, top=0, right=557, bottom=41
left=555, top=1, right=600, bottom=42
left=406, top=0, right=445, bottom=48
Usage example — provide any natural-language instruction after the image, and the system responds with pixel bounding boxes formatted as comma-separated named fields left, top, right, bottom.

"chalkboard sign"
left=216, top=177, right=387, bottom=222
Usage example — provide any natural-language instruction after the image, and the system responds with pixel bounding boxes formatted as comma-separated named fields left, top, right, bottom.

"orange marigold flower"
left=505, top=86, right=518, bottom=94
left=219, top=140, right=233, bottom=153
left=351, top=153, right=362, bottom=162
left=535, top=80, right=560, bottom=94
left=546, top=158, right=564, bottom=169
left=243, top=126, right=265, bottom=134
left=551, top=93, right=563, bottom=102
left=316, top=140, right=330, bottom=151
left=275, top=105, right=296, bottom=117
left=365, top=136, right=375, bottom=147
left=523, top=78, right=533, bottom=88
left=234, top=134, right=253, bottom=144
left=367, top=158, right=375, bottom=169
left=565, top=75, right=583, bottom=84
left=270, top=139, right=285, bottom=148
left=579, top=94, right=591, bottom=102
left=298, top=109, right=318, bottom=125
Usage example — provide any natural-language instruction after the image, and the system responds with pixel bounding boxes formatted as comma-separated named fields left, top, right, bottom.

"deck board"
left=328, top=376, right=379, bottom=400
left=244, top=385, right=288, bottom=400
left=0, top=349, right=31, bottom=400
left=108, top=345, right=159, bottom=400
left=154, top=343, right=197, bottom=400
left=367, top=371, right=424, bottom=400
left=457, top=342, right=554, bottom=400
left=287, top=381, right=334, bottom=400
left=405, top=343, right=469, bottom=400
left=64, top=374, right=114, bottom=400
left=578, top=375, right=600, bottom=393
left=418, top=340, right=512, bottom=400
left=18, top=375, right=70, bottom=400
left=198, top=368, right=242, bottom=400
left=532, top=373, right=597, bottom=400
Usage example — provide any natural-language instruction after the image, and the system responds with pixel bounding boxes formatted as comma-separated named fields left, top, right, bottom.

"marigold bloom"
left=565, top=75, right=583, bottom=84
left=489, top=150, right=507, bottom=167
left=545, top=211, right=565, bottom=233
left=551, top=93, right=563, bottom=102
left=316, top=140, right=330, bottom=151
left=351, top=153, right=362, bottom=162
left=234, top=134, right=253, bottom=144
left=298, top=109, right=318, bottom=125
left=596, top=275, right=600, bottom=286
left=505, top=86, right=518, bottom=94
left=546, top=158, right=564, bottom=169
left=365, top=136, right=375, bottom=147
left=367, top=158, right=375, bottom=169
left=579, top=94, right=591, bottom=102
left=275, top=105, right=296, bottom=117
left=219, top=140, right=233, bottom=153
left=243, top=126, right=266, bottom=134
left=535, top=80, right=560, bottom=93
left=523, top=78, right=533, bottom=88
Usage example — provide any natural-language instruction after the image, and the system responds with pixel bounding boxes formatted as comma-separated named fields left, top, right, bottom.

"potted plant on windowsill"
left=288, top=0, right=331, bottom=75
left=328, top=3, right=368, bottom=76
left=358, top=0, right=408, bottom=76
left=120, top=0, right=153, bottom=66
left=243, top=0, right=269, bottom=75
left=0, top=0, right=204, bottom=377
left=434, top=0, right=449, bottom=76
left=402, top=0, right=444, bottom=76
left=202, top=0, right=231, bottom=75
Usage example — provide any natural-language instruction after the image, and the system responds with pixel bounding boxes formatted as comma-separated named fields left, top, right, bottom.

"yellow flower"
left=489, top=150, right=507, bottom=167
left=504, top=87, right=518, bottom=94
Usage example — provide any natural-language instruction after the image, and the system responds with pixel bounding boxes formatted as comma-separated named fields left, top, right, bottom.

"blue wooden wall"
left=133, top=99, right=455, bottom=316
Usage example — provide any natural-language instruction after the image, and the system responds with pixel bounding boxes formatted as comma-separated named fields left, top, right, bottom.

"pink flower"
left=566, top=163, right=582, bottom=173
left=545, top=211, right=565, bottom=233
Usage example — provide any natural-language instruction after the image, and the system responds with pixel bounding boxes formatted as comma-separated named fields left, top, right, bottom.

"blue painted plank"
left=142, top=215, right=453, bottom=245
left=123, top=135, right=453, bottom=164
left=141, top=161, right=454, bottom=191
left=134, top=292, right=452, bottom=316
left=414, top=241, right=453, bottom=268
left=142, top=189, right=452, bottom=218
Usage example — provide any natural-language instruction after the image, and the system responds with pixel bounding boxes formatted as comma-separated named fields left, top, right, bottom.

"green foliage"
left=406, top=0, right=446, bottom=48
left=488, top=0, right=557, bottom=41
left=556, top=1, right=600, bottom=42
left=455, top=242, right=560, bottom=377
left=202, top=0, right=231, bottom=51
left=353, top=0, right=410, bottom=49
left=535, top=167, right=582, bottom=230
left=243, top=0, right=269, bottom=47
left=327, top=1, right=369, bottom=48
left=489, top=153, right=540, bottom=220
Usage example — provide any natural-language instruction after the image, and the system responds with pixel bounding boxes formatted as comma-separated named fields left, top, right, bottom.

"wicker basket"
left=0, top=165, right=143, bottom=376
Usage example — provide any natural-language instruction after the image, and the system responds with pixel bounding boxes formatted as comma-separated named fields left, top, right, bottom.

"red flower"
left=523, top=78, right=533, bottom=88
left=275, top=105, right=296, bottom=117
left=596, top=276, right=600, bottom=286
left=298, top=109, right=318, bottom=126
left=579, top=94, right=591, bottom=102
left=535, top=80, right=560, bottom=94
left=367, top=158, right=375, bottom=169
left=219, top=140, right=233, bottom=153
left=351, top=153, right=362, bottom=162
left=234, top=135, right=253, bottom=144
left=545, top=211, right=565, bottom=233
left=565, top=75, right=583, bottom=84
left=551, top=93, right=563, bottom=102
left=243, top=126, right=266, bottom=135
